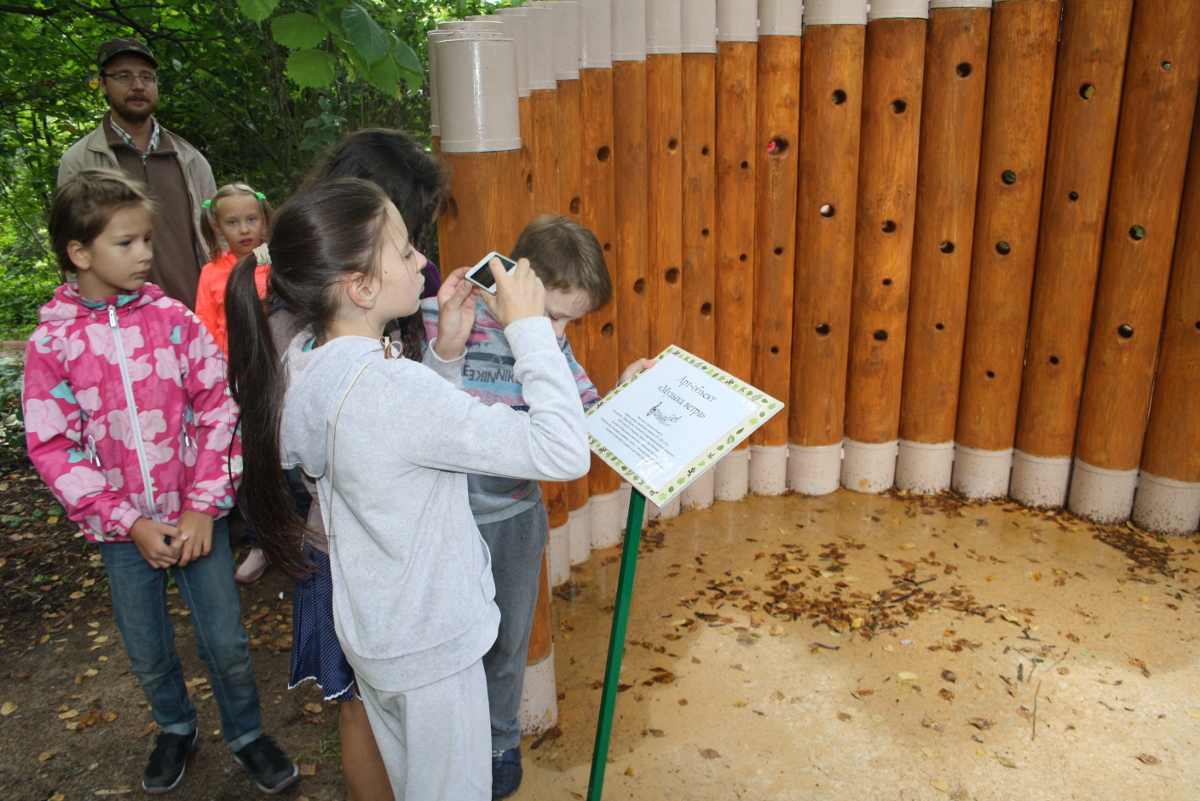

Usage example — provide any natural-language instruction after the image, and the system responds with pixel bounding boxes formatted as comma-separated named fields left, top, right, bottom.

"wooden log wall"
left=436, top=0, right=1200, bottom=553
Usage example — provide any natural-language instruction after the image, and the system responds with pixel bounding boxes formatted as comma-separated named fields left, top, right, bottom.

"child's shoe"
left=235, top=548, right=269, bottom=583
left=492, top=746, right=522, bottom=799
left=234, top=735, right=299, bottom=795
left=142, top=729, right=198, bottom=794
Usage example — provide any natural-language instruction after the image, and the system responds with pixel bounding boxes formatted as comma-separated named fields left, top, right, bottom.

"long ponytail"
left=225, top=178, right=392, bottom=579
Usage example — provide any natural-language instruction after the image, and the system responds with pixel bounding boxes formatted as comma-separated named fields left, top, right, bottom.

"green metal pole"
left=585, top=490, right=647, bottom=801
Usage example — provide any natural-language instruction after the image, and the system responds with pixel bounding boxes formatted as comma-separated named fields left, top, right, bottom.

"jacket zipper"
left=109, top=306, right=161, bottom=523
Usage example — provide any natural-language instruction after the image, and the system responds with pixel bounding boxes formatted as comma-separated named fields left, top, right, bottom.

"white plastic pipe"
left=435, top=36, right=521, bottom=154
left=759, top=0, right=803, bottom=36
left=470, top=14, right=529, bottom=97
left=646, top=0, right=682, bottom=54
left=681, top=0, right=717, bottom=53
left=427, top=29, right=451, bottom=137
left=868, top=0, right=930, bottom=19
left=929, top=0, right=992, bottom=7
left=550, top=0, right=583, bottom=80
left=437, top=20, right=505, bottom=32
left=716, top=0, right=758, bottom=41
left=803, top=0, right=868, bottom=25
left=520, top=4, right=560, bottom=89
left=580, top=0, right=615, bottom=68
left=612, top=0, right=648, bottom=61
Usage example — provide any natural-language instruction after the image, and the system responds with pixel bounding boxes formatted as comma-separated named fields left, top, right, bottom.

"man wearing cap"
left=58, top=38, right=215, bottom=310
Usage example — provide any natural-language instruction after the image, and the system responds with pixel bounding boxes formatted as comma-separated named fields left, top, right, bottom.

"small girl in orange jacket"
left=196, top=183, right=273, bottom=354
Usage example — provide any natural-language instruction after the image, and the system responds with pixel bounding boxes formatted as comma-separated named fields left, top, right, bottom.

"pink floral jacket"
left=23, top=282, right=241, bottom=543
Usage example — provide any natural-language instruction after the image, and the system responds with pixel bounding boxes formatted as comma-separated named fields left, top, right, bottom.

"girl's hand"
left=482, top=257, right=546, bottom=327
left=433, top=266, right=480, bottom=360
left=618, top=358, right=658, bottom=386
left=175, top=511, right=214, bottom=568
left=129, top=518, right=183, bottom=569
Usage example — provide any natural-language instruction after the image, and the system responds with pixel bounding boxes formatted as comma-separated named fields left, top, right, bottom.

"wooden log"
left=1009, top=0, right=1134, bottom=509
left=578, top=0, right=624, bottom=546
left=712, top=0, right=757, bottom=501
left=951, top=0, right=1059, bottom=500
left=524, top=4, right=561, bottom=216
left=842, top=6, right=927, bottom=495
left=895, top=2, right=991, bottom=494
left=1071, top=0, right=1200, bottom=524
left=788, top=3, right=867, bottom=495
left=748, top=0, right=802, bottom=496
left=526, top=552, right=553, bottom=663
left=1135, top=105, right=1200, bottom=536
left=646, top=0, right=683, bottom=356
left=678, top=1, right=719, bottom=511
left=611, top=0, right=650, bottom=377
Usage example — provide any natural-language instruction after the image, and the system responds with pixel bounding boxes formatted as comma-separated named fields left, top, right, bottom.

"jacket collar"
left=39, top=281, right=164, bottom=323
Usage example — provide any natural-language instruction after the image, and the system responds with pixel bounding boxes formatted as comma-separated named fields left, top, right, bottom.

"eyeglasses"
left=100, top=71, right=158, bottom=86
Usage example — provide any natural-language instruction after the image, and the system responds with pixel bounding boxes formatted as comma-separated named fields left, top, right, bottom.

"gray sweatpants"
left=478, top=502, right=550, bottom=752
left=357, top=660, right=491, bottom=800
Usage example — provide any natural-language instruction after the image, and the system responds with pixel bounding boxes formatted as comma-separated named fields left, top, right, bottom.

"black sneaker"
left=234, top=735, right=300, bottom=795
left=143, top=729, right=199, bottom=794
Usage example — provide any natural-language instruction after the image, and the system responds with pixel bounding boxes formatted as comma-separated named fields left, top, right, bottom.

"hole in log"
left=597, top=146, right=611, bottom=162
left=1129, top=225, right=1145, bottom=241
left=633, top=278, right=645, bottom=294
left=1079, top=83, right=1096, bottom=100
left=701, top=145, right=710, bottom=156
left=741, top=160, right=750, bottom=169
left=701, top=228, right=710, bottom=237
left=1068, top=191, right=1079, bottom=201
left=939, top=241, right=955, bottom=254
left=525, top=174, right=533, bottom=192
left=874, top=330, right=888, bottom=341
left=569, top=197, right=581, bottom=214
left=1117, top=324, right=1134, bottom=339
left=1002, top=170, right=1017, bottom=185
left=701, top=302, right=713, bottom=316
left=665, top=268, right=679, bottom=284
left=767, top=138, right=789, bottom=154
left=1194, top=321, right=1200, bottom=330
left=956, top=62, right=972, bottom=78
left=668, top=138, right=678, bottom=151
left=601, top=323, right=614, bottom=338
left=881, top=220, right=897, bottom=233
left=774, top=247, right=783, bottom=256
left=770, top=346, right=779, bottom=354
left=935, top=323, right=945, bottom=331
left=832, top=89, right=847, bottom=105
left=1162, top=61, right=1173, bottom=71
left=819, top=204, right=836, bottom=217
left=815, top=323, right=831, bottom=336
left=890, top=99, right=907, bottom=114
left=986, top=370, right=995, bottom=379
left=882, top=278, right=893, bottom=286
left=603, top=242, right=612, bottom=252
left=1049, top=356, right=1060, bottom=365
left=996, top=241, right=1011, bottom=255
left=738, top=253, right=748, bottom=262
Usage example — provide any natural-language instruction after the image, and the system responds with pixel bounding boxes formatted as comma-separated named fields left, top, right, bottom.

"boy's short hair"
left=49, top=169, right=154, bottom=276
left=510, top=215, right=612, bottom=311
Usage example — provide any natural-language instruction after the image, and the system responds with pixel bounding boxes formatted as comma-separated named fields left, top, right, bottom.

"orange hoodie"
left=195, top=250, right=270, bottom=354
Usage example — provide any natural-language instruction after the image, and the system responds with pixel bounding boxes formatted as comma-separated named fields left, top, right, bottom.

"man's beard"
left=107, top=92, right=157, bottom=123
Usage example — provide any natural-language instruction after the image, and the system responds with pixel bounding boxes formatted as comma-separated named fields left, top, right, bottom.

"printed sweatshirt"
left=279, top=319, right=589, bottom=693
left=195, top=249, right=271, bottom=355
left=23, top=282, right=241, bottom=542
left=421, top=297, right=601, bottom=524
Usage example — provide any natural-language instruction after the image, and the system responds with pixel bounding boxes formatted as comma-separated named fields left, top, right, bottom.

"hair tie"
left=253, top=243, right=271, bottom=266
left=255, top=192, right=267, bottom=201
left=201, top=199, right=212, bottom=209
left=380, top=336, right=403, bottom=360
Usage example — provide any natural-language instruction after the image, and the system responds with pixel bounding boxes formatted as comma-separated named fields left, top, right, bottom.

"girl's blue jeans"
left=98, top=518, right=263, bottom=751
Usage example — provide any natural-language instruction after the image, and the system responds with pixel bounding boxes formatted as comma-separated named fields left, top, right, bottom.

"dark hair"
left=312, top=129, right=448, bottom=360
left=48, top=169, right=154, bottom=277
left=511, top=215, right=612, bottom=311
left=225, top=178, right=391, bottom=578
left=200, top=183, right=274, bottom=263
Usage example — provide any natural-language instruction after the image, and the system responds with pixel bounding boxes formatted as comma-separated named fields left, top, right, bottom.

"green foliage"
left=0, top=357, right=26, bottom=463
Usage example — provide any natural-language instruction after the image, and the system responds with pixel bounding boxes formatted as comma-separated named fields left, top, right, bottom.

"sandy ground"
left=517, top=490, right=1200, bottom=801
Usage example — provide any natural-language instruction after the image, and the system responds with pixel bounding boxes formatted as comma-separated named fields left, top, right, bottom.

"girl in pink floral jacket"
left=23, top=169, right=297, bottom=795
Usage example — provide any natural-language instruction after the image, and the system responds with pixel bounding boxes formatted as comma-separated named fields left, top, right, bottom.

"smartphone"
left=465, top=251, right=519, bottom=294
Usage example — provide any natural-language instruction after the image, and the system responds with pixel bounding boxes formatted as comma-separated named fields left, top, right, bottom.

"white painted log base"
left=951, top=444, right=1012, bottom=500
left=787, top=442, right=842, bottom=496
left=895, top=439, right=954, bottom=495
left=841, top=439, right=899, bottom=494
left=1132, top=472, right=1200, bottom=537
left=547, top=521, right=570, bottom=587
left=714, top=448, right=751, bottom=501
left=589, top=490, right=624, bottom=549
left=517, top=648, right=557, bottom=734
left=567, top=506, right=592, bottom=565
left=1009, top=450, right=1072, bottom=510
left=1067, top=458, right=1138, bottom=526
left=680, top=471, right=716, bottom=509
left=749, top=444, right=788, bottom=496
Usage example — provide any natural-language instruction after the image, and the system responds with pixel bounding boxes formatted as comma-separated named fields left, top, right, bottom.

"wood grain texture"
left=530, top=87, right=561, bottom=216
left=1076, top=0, right=1200, bottom=471
left=715, top=40, right=758, bottom=403
left=526, top=552, right=553, bottom=664
left=1141, top=106, right=1200, bottom=483
left=1013, top=0, right=1134, bottom=460
left=789, top=24, right=865, bottom=448
left=682, top=52, right=718, bottom=364
left=557, top=78, right=585, bottom=222
left=844, top=17, right=925, bottom=446
left=580, top=66, right=622, bottom=497
left=750, top=33, right=802, bottom=448
left=898, top=7, right=991, bottom=446
left=437, top=149, right=524, bottom=276
left=647, top=52, right=684, bottom=355
left=612, top=59, right=651, bottom=371
left=954, top=0, right=1060, bottom=453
